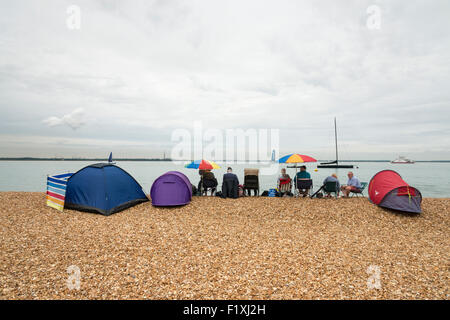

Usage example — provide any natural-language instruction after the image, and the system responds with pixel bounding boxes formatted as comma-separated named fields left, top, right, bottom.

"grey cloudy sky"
left=1, top=0, right=449, bottom=160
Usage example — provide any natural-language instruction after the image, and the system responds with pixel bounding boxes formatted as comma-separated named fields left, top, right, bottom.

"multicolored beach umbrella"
left=184, top=159, right=221, bottom=170
left=278, top=154, right=317, bottom=163
left=46, top=173, right=73, bottom=211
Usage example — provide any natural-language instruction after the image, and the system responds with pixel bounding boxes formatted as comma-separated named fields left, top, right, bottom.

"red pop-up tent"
left=368, top=170, right=422, bottom=213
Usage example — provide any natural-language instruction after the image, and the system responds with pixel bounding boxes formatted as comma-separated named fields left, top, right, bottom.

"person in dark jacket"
left=221, top=167, right=239, bottom=199
left=198, top=169, right=218, bottom=196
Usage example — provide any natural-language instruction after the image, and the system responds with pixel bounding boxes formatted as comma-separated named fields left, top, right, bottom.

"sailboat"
left=317, top=117, right=354, bottom=169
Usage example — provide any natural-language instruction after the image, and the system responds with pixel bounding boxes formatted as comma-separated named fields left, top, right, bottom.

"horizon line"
left=0, top=157, right=449, bottom=163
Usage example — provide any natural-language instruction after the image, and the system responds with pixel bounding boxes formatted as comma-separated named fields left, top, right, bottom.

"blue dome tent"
left=64, top=163, right=148, bottom=215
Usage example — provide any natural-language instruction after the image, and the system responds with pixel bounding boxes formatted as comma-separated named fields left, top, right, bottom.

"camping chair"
left=324, top=181, right=339, bottom=199
left=202, top=178, right=217, bottom=196
left=350, top=182, right=368, bottom=197
left=244, top=168, right=259, bottom=196
left=295, top=178, right=313, bottom=197
left=278, top=178, right=292, bottom=195
left=198, top=170, right=217, bottom=196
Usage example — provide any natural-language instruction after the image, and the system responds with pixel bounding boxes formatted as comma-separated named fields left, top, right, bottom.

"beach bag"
left=261, top=190, right=269, bottom=197
left=238, top=185, right=245, bottom=197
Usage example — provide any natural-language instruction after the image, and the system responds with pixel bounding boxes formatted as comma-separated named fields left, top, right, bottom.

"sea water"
left=0, top=161, right=448, bottom=198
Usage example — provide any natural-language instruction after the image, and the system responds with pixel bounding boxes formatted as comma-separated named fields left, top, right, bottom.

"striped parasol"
left=278, top=154, right=317, bottom=163
left=279, top=154, right=317, bottom=197
left=184, top=159, right=221, bottom=170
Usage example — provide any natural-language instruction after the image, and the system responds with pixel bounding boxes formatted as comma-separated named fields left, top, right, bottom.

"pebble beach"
left=0, top=192, right=448, bottom=300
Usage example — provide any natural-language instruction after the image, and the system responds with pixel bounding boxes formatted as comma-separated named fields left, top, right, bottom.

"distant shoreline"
left=0, top=157, right=172, bottom=162
left=0, top=158, right=449, bottom=163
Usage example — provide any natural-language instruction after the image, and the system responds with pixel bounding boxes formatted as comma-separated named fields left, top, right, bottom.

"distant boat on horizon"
left=391, top=156, right=415, bottom=164
left=317, top=117, right=354, bottom=169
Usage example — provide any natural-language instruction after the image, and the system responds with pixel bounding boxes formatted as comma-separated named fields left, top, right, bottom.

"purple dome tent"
left=150, top=171, right=192, bottom=206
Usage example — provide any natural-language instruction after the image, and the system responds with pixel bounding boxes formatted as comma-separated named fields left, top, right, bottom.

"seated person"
left=323, top=173, right=340, bottom=197
left=221, top=167, right=239, bottom=199
left=294, top=165, right=311, bottom=197
left=198, top=169, right=217, bottom=195
left=277, top=168, right=291, bottom=194
left=340, top=171, right=361, bottom=197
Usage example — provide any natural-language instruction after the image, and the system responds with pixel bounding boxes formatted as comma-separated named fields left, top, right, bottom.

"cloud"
left=42, top=108, right=86, bottom=130
left=0, top=0, right=450, bottom=159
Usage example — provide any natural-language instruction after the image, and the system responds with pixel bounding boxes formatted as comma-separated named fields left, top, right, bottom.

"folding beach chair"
left=198, top=170, right=218, bottom=196
left=351, top=182, right=368, bottom=197
left=278, top=178, right=292, bottom=195
left=202, top=178, right=218, bottom=196
left=295, top=178, right=313, bottom=197
left=244, top=168, right=259, bottom=196
left=324, top=181, right=339, bottom=199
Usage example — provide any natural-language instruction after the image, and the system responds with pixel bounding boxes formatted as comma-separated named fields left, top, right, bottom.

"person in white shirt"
left=340, top=171, right=361, bottom=197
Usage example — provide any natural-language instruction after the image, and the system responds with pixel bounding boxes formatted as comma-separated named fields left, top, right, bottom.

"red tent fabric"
left=368, top=170, right=422, bottom=214
left=368, top=170, right=410, bottom=205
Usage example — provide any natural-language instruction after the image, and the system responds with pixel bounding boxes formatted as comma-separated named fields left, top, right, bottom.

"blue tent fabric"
left=65, top=163, right=148, bottom=215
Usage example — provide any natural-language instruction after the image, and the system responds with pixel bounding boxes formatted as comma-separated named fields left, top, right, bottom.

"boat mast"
left=334, top=117, right=338, bottom=165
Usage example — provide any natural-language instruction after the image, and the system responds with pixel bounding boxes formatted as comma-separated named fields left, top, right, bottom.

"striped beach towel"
left=46, top=173, right=73, bottom=211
